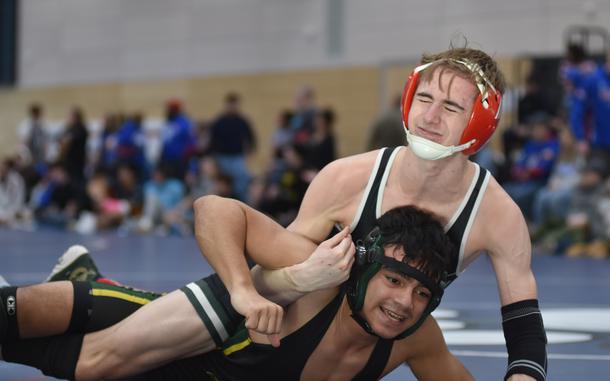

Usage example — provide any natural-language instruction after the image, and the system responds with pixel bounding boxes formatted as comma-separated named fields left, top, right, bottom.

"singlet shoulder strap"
left=352, top=339, right=394, bottom=381
left=445, top=163, right=491, bottom=282
left=350, top=147, right=398, bottom=240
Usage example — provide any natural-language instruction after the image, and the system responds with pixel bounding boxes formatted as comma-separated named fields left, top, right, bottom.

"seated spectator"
left=531, top=122, right=582, bottom=233
left=256, top=145, right=310, bottom=226
left=136, top=164, right=185, bottom=234
left=0, top=158, right=29, bottom=228
left=165, top=156, right=236, bottom=236
left=30, top=163, right=92, bottom=229
left=562, top=158, right=608, bottom=258
left=502, top=114, right=560, bottom=220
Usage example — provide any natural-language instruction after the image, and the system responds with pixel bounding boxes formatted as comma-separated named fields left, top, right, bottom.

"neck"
left=334, top=297, right=378, bottom=348
left=396, top=147, right=473, bottom=199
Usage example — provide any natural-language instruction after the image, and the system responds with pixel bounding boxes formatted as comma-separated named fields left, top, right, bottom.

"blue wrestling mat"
left=1, top=229, right=609, bottom=380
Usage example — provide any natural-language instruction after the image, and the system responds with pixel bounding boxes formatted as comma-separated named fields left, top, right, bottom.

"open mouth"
left=380, top=306, right=407, bottom=322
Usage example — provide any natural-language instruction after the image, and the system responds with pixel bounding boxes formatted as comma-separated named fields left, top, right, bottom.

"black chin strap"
left=350, top=310, right=377, bottom=337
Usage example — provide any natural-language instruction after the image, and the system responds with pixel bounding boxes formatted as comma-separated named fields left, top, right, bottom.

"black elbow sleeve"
left=501, top=299, right=548, bottom=381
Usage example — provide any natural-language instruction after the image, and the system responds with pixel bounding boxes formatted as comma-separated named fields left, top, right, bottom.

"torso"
left=334, top=147, right=491, bottom=281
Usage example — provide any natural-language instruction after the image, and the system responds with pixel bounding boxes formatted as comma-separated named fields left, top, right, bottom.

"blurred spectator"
left=299, top=108, right=337, bottom=171
left=271, top=110, right=294, bottom=155
left=291, top=86, right=318, bottom=144
left=30, top=162, right=92, bottom=229
left=569, top=58, right=610, bottom=177
left=257, top=145, right=309, bottom=226
left=562, top=157, right=608, bottom=258
left=209, top=92, right=256, bottom=202
left=95, top=113, right=121, bottom=173
left=0, top=158, right=28, bottom=228
left=194, top=119, right=213, bottom=156
left=17, top=103, right=49, bottom=169
left=518, top=76, right=554, bottom=125
left=159, top=100, right=196, bottom=180
left=502, top=115, right=560, bottom=220
left=85, top=170, right=130, bottom=231
left=116, top=113, right=148, bottom=180
left=17, top=103, right=50, bottom=196
left=366, top=94, right=405, bottom=150
left=531, top=122, right=582, bottom=231
left=137, top=164, right=185, bottom=233
left=165, top=156, right=233, bottom=235
left=59, top=107, right=89, bottom=183
left=112, top=164, right=144, bottom=214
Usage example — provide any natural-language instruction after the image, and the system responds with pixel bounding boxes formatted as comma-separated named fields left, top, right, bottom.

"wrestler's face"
left=361, top=245, right=433, bottom=339
left=407, top=68, right=478, bottom=147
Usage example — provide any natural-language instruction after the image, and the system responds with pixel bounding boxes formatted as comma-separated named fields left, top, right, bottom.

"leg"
left=76, top=291, right=214, bottom=380
left=76, top=275, right=242, bottom=380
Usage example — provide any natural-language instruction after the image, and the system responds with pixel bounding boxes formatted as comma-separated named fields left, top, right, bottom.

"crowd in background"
left=1, top=45, right=609, bottom=258
left=0, top=85, right=337, bottom=235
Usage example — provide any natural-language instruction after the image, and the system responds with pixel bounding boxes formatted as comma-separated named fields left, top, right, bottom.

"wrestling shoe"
left=46, top=245, right=102, bottom=282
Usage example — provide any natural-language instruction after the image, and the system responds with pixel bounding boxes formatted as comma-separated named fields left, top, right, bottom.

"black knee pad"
left=0, top=286, right=19, bottom=343
left=2, top=334, right=84, bottom=380
left=67, top=281, right=94, bottom=333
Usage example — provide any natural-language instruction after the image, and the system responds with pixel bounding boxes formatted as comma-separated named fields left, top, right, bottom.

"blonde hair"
left=420, top=48, right=506, bottom=94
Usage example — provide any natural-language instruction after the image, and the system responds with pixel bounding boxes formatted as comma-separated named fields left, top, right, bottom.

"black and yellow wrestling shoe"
left=46, top=245, right=102, bottom=282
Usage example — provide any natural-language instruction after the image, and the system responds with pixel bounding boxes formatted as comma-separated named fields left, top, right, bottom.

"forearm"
left=194, top=195, right=254, bottom=292
left=250, top=265, right=306, bottom=306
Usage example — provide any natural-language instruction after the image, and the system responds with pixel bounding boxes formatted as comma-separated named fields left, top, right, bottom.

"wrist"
left=285, top=263, right=311, bottom=293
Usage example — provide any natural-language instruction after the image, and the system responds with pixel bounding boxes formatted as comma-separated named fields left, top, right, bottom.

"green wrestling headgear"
left=345, top=206, right=451, bottom=340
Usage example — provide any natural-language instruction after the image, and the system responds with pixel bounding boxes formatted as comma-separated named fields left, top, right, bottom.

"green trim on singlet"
left=90, top=281, right=162, bottom=305
left=181, top=285, right=224, bottom=346
left=221, top=323, right=251, bottom=355
left=198, top=280, right=231, bottom=327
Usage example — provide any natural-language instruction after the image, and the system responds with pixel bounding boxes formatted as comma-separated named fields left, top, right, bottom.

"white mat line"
left=453, top=350, right=610, bottom=361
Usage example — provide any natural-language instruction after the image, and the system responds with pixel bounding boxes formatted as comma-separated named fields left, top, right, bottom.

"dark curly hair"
left=376, top=205, right=453, bottom=282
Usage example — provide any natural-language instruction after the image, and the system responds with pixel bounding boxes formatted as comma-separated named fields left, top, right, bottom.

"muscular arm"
left=194, top=195, right=354, bottom=339
left=483, top=191, right=537, bottom=305
left=481, top=184, right=546, bottom=381
left=406, top=317, right=474, bottom=381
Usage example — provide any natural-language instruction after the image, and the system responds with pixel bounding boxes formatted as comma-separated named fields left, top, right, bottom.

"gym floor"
left=1, top=228, right=609, bottom=380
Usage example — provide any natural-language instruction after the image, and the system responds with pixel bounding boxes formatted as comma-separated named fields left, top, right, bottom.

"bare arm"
left=483, top=192, right=537, bottom=305
left=481, top=185, right=542, bottom=381
left=406, top=318, right=474, bottom=381
left=193, top=195, right=354, bottom=342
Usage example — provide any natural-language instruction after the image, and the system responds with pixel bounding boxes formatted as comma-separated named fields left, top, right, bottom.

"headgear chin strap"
left=345, top=227, right=444, bottom=340
left=404, top=128, right=474, bottom=161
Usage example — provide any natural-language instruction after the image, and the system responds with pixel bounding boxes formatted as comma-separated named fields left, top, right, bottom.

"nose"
left=422, top=102, right=441, bottom=125
left=392, top=286, right=415, bottom=313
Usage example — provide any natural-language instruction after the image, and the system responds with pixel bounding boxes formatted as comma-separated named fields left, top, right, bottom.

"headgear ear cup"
left=401, top=59, right=502, bottom=155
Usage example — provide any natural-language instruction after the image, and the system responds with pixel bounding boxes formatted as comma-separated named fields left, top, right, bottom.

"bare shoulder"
left=315, top=150, right=382, bottom=192
left=290, top=150, right=384, bottom=239
left=473, top=175, right=529, bottom=253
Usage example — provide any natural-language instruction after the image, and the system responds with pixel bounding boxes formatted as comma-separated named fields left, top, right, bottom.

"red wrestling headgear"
left=401, top=59, right=502, bottom=156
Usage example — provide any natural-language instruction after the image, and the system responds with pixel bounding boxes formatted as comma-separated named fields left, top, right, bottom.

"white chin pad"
left=405, top=129, right=473, bottom=161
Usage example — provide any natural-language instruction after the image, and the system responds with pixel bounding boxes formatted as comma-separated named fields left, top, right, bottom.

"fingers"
left=322, top=226, right=350, bottom=247
left=243, top=301, right=284, bottom=346
left=335, top=233, right=353, bottom=256
left=268, top=333, right=281, bottom=348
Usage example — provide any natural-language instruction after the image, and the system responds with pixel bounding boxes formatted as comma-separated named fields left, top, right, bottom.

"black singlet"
left=199, top=290, right=393, bottom=381
left=348, top=147, right=490, bottom=286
